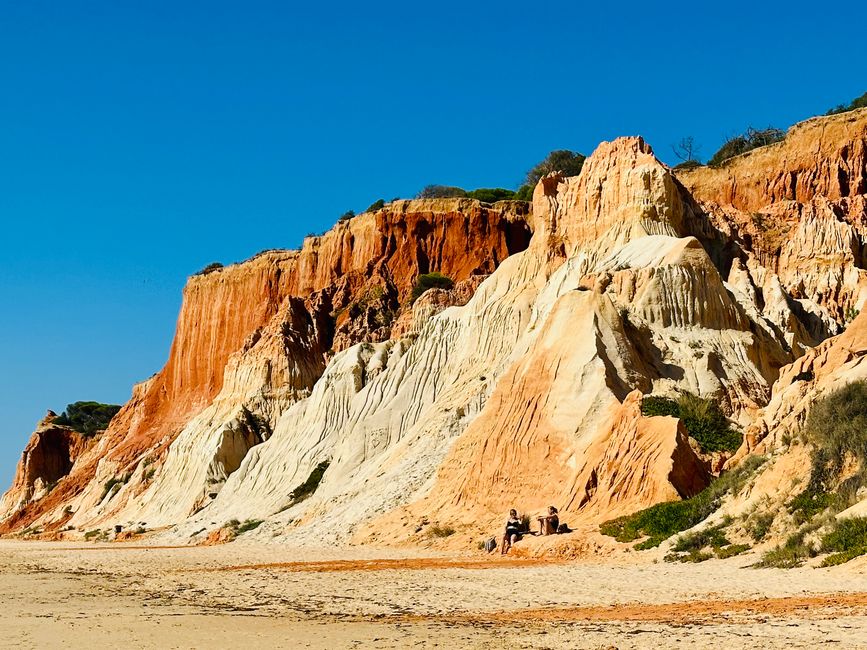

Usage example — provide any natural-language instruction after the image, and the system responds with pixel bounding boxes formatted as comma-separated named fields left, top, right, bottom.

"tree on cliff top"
left=515, top=149, right=586, bottom=200
left=54, top=401, right=122, bottom=437
left=707, top=126, right=784, bottom=167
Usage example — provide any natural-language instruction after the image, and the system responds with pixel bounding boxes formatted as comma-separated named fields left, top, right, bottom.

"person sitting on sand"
left=537, top=506, right=559, bottom=535
left=501, top=509, right=522, bottom=554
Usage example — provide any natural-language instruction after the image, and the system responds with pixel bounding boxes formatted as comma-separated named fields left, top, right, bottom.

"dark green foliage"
left=639, top=396, right=680, bottom=418
left=234, top=519, right=263, bottom=534
left=671, top=522, right=730, bottom=552
left=338, top=210, right=355, bottom=222
left=747, top=511, right=775, bottom=541
left=639, top=394, right=742, bottom=453
left=716, top=543, right=750, bottom=559
left=524, top=150, right=586, bottom=186
left=195, top=262, right=224, bottom=276
left=54, top=401, right=122, bottom=437
left=464, top=188, right=516, bottom=203
left=819, top=516, right=867, bottom=566
left=287, top=460, right=331, bottom=506
left=673, top=160, right=702, bottom=171
left=826, top=91, right=867, bottom=115
left=707, top=127, right=785, bottom=167
left=416, top=185, right=467, bottom=199
left=514, top=184, right=533, bottom=201
left=410, top=272, right=455, bottom=303
left=101, top=473, right=131, bottom=501
left=788, top=381, right=867, bottom=523
left=365, top=199, right=386, bottom=212
left=600, top=456, right=765, bottom=549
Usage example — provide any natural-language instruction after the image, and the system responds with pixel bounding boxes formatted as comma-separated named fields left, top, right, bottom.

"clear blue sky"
left=1, top=0, right=864, bottom=488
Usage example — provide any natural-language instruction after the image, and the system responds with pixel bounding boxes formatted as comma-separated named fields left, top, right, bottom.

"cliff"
left=4, top=107, right=867, bottom=558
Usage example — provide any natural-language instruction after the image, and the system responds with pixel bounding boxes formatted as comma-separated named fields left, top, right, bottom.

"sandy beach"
left=2, top=540, right=867, bottom=649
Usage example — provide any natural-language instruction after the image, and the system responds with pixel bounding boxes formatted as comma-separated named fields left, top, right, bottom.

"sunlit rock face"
left=3, top=108, right=867, bottom=551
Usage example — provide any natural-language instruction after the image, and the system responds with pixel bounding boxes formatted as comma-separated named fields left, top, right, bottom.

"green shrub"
left=286, top=460, right=331, bottom=507
left=465, top=188, right=516, bottom=203
left=819, top=516, right=867, bottom=566
left=514, top=184, right=533, bottom=201
left=756, top=528, right=818, bottom=568
left=194, top=262, right=224, bottom=276
left=826, top=91, right=867, bottom=115
left=234, top=519, right=262, bottom=535
left=708, top=127, right=785, bottom=167
left=600, top=456, right=765, bottom=548
left=365, top=199, right=386, bottom=212
left=410, top=272, right=455, bottom=303
left=524, top=150, right=586, bottom=186
left=54, top=401, right=122, bottom=437
left=639, top=394, right=742, bottom=453
left=747, top=512, right=775, bottom=541
left=101, top=473, right=131, bottom=501
left=788, top=382, right=867, bottom=524
left=673, top=160, right=702, bottom=171
left=671, top=522, right=731, bottom=553
left=416, top=185, right=467, bottom=199
left=338, top=210, right=355, bottom=222
left=716, top=543, right=750, bottom=559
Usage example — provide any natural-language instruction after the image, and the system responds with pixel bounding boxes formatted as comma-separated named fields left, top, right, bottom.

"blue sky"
left=1, top=0, right=864, bottom=487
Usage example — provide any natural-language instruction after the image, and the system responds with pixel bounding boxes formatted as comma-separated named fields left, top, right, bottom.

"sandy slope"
left=2, top=540, right=867, bottom=649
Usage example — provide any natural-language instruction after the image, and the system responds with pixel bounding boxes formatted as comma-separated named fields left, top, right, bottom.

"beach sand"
left=2, top=539, right=867, bottom=649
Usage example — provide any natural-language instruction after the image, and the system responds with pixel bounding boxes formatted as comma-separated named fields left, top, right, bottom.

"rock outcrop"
left=4, top=108, right=867, bottom=555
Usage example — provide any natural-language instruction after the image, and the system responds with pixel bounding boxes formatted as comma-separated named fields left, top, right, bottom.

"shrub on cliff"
left=194, top=262, right=224, bottom=276
left=465, top=188, right=516, bottom=203
left=826, top=91, right=867, bottom=115
left=416, top=185, right=467, bottom=199
left=707, top=127, right=785, bottom=167
left=338, top=210, right=355, bottom=222
left=410, top=272, right=454, bottom=303
left=513, top=149, right=586, bottom=200
left=365, top=198, right=386, bottom=212
left=600, top=456, right=765, bottom=549
left=640, top=393, right=742, bottom=453
left=55, top=401, right=122, bottom=437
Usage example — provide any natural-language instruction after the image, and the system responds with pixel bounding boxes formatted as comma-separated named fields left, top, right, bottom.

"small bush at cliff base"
left=55, top=401, right=122, bottom=437
left=821, top=517, right=867, bottom=566
left=426, top=524, right=456, bottom=538
left=600, top=456, right=765, bottom=549
left=639, top=393, right=742, bottom=453
left=410, top=272, right=454, bottom=303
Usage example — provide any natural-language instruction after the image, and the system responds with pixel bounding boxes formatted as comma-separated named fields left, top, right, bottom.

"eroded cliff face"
left=0, top=199, right=530, bottom=533
left=4, top=108, right=867, bottom=553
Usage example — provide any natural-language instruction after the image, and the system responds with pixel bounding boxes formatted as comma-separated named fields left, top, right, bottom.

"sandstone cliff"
left=3, top=108, right=867, bottom=556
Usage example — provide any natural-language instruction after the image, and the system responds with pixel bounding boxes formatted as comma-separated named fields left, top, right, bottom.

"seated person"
left=501, top=509, right=522, bottom=554
left=537, top=506, right=559, bottom=535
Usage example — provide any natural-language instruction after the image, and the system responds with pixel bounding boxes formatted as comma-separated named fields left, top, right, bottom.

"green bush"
left=639, top=394, right=742, bottom=453
left=820, top=516, right=867, bottom=566
left=338, top=210, right=355, bottom=222
left=788, top=382, right=867, bottom=524
left=101, top=473, right=131, bottom=501
left=416, top=185, right=467, bottom=199
left=54, top=401, right=122, bottom=437
left=365, top=199, right=386, bottom=212
left=826, top=91, right=867, bottom=115
left=524, top=150, right=586, bottom=187
left=600, top=456, right=765, bottom=549
left=410, top=272, right=455, bottom=303
left=194, top=262, right=224, bottom=276
left=673, top=160, right=702, bottom=171
left=707, top=127, right=785, bottom=167
left=286, top=460, right=331, bottom=506
left=235, top=519, right=263, bottom=534
left=755, top=528, right=818, bottom=568
left=747, top=511, right=775, bottom=541
left=464, top=188, right=516, bottom=203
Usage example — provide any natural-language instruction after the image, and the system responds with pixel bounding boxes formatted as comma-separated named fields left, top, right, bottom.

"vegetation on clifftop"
left=826, top=91, right=867, bottom=115
left=410, top=272, right=454, bottom=303
left=55, top=401, right=122, bottom=437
